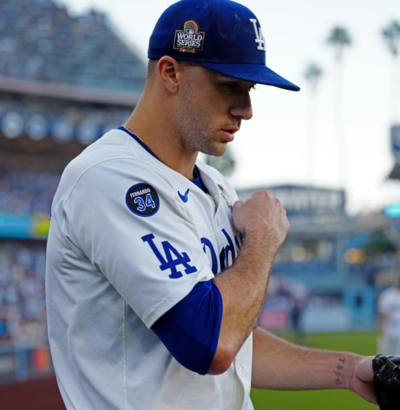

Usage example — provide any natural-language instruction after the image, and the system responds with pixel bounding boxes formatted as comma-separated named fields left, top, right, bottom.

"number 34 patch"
left=126, top=183, right=160, bottom=217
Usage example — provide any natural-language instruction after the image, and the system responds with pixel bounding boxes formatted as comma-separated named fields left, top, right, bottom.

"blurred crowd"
left=0, top=0, right=146, bottom=92
left=0, top=241, right=47, bottom=346
left=0, top=167, right=60, bottom=215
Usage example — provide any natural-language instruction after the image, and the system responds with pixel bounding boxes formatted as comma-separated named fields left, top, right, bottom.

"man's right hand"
left=210, top=190, right=290, bottom=375
left=232, top=190, right=290, bottom=254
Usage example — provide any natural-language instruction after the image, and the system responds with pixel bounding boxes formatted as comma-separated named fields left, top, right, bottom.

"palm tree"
left=326, top=26, right=352, bottom=191
left=304, top=63, right=323, bottom=92
left=381, top=20, right=400, bottom=123
left=303, top=63, right=323, bottom=183
left=382, top=20, right=400, bottom=56
left=326, top=26, right=352, bottom=61
left=205, top=145, right=236, bottom=176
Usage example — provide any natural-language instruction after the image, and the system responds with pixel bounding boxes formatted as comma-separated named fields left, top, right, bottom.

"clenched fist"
left=232, top=190, right=290, bottom=253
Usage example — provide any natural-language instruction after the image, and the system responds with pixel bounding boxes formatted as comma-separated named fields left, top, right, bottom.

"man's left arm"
left=252, top=327, right=377, bottom=405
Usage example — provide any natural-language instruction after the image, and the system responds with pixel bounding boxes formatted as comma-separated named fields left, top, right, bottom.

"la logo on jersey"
left=250, top=18, right=266, bottom=51
left=174, top=20, right=205, bottom=53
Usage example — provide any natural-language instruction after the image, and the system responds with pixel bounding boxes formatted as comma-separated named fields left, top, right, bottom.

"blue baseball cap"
left=148, top=0, right=300, bottom=91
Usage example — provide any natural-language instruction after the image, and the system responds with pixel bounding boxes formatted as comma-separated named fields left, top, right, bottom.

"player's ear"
left=157, top=57, right=183, bottom=94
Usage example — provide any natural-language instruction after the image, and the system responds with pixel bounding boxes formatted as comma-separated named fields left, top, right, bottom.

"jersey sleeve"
left=151, top=280, right=223, bottom=375
left=62, top=158, right=215, bottom=328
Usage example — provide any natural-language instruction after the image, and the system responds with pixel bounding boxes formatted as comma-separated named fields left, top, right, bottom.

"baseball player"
left=378, top=275, right=400, bottom=355
left=46, top=1, right=393, bottom=409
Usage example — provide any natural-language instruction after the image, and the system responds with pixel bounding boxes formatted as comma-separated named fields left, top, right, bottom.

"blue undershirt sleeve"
left=151, top=280, right=223, bottom=375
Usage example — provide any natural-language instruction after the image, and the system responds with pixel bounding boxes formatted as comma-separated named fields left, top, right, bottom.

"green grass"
left=250, top=332, right=378, bottom=410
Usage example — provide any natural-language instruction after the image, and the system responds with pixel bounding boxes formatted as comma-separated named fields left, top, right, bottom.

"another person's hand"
left=347, top=356, right=378, bottom=405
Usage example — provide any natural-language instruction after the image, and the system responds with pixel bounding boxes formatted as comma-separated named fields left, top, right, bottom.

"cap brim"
left=201, top=62, right=300, bottom=91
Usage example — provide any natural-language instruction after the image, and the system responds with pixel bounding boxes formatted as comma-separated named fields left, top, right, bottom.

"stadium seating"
left=0, top=0, right=148, bottom=354
left=0, top=241, right=47, bottom=345
left=0, top=0, right=146, bottom=92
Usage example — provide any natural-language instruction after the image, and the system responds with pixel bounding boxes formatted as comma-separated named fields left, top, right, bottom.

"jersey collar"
left=118, top=126, right=207, bottom=193
left=118, top=126, right=159, bottom=160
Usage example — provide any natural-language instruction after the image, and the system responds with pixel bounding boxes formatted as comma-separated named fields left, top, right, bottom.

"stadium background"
left=0, top=0, right=400, bottom=409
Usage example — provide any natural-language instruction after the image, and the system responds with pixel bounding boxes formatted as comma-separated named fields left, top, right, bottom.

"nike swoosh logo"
left=178, top=189, right=190, bottom=203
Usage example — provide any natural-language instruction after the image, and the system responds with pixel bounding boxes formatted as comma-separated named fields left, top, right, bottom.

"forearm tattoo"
left=334, top=357, right=346, bottom=386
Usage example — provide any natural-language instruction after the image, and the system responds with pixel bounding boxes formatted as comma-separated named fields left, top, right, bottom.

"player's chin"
left=207, top=143, right=227, bottom=157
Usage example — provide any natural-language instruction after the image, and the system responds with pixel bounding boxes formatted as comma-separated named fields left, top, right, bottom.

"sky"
left=60, top=0, right=400, bottom=214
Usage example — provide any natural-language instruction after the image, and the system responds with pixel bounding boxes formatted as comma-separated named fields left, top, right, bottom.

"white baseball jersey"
left=46, top=128, right=254, bottom=410
left=378, top=287, right=400, bottom=339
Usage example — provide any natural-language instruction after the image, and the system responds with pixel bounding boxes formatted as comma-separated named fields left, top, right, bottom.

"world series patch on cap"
left=174, top=20, right=205, bottom=53
left=148, top=0, right=300, bottom=91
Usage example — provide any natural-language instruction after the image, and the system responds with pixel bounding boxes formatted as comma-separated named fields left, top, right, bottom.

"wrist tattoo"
left=334, top=357, right=346, bottom=386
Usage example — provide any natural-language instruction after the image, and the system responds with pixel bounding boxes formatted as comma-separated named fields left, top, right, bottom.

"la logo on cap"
left=250, top=19, right=266, bottom=51
left=174, top=20, right=205, bottom=53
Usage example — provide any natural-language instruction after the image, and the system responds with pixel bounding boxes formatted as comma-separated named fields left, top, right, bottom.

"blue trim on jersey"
left=151, top=280, right=223, bottom=375
left=118, top=126, right=159, bottom=160
left=190, top=166, right=209, bottom=194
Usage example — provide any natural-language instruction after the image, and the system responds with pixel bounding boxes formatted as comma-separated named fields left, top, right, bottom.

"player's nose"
left=230, top=92, right=253, bottom=121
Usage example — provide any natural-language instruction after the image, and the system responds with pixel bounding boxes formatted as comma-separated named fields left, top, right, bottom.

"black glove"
left=373, top=354, right=400, bottom=410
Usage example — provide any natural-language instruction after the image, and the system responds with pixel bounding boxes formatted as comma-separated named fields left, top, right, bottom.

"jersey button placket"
left=234, top=360, right=247, bottom=410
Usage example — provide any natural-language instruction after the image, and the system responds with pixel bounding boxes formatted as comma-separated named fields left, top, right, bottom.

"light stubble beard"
left=174, top=85, right=227, bottom=158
